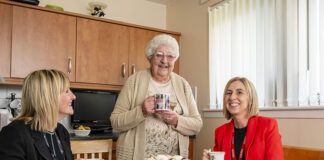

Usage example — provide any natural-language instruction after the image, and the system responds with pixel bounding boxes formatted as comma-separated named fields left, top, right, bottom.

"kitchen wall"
left=166, top=0, right=324, bottom=160
left=39, top=0, right=166, bottom=29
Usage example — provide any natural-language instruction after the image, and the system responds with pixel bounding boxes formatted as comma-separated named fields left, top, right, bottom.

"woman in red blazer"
left=202, top=77, right=284, bottom=160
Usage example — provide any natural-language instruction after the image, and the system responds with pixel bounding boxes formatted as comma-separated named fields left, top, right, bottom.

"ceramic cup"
left=154, top=93, right=170, bottom=111
left=209, top=151, right=225, bottom=160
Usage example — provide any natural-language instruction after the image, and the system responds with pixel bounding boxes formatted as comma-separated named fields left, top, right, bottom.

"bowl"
left=74, top=129, right=90, bottom=137
left=45, top=4, right=64, bottom=11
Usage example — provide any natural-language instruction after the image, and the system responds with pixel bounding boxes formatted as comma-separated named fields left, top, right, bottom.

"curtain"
left=209, top=0, right=323, bottom=108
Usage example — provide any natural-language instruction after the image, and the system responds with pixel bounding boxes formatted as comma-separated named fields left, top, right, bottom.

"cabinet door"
left=171, top=35, right=180, bottom=74
left=11, top=6, right=76, bottom=81
left=76, top=18, right=129, bottom=85
left=0, top=3, right=11, bottom=78
left=129, top=28, right=180, bottom=75
left=129, top=28, right=159, bottom=75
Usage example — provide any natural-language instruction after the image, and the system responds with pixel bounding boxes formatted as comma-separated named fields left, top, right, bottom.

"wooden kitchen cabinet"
left=128, top=28, right=160, bottom=75
left=76, top=18, right=129, bottom=85
left=171, top=35, right=180, bottom=74
left=11, top=6, right=76, bottom=81
left=0, top=3, right=11, bottom=78
left=0, top=0, right=180, bottom=88
left=129, top=28, right=180, bottom=76
left=76, top=24, right=180, bottom=86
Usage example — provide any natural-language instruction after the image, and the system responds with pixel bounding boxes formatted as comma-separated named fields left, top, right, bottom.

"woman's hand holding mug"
left=142, top=96, right=155, bottom=117
left=202, top=149, right=211, bottom=160
left=157, top=110, right=178, bottom=126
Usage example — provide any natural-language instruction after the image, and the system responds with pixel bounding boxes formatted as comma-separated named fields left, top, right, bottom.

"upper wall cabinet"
left=129, top=28, right=180, bottom=76
left=0, top=3, right=12, bottom=78
left=0, top=0, right=180, bottom=88
left=11, top=6, right=76, bottom=81
left=76, top=18, right=129, bottom=85
left=171, top=35, right=180, bottom=74
left=129, top=28, right=159, bottom=76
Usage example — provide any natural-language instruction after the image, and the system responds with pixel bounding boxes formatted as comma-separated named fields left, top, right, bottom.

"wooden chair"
left=71, top=139, right=112, bottom=160
left=283, top=145, right=324, bottom=160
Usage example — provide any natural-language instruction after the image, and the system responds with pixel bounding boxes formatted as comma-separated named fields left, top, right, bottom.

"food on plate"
left=145, top=155, right=189, bottom=160
left=77, top=125, right=90, bottom=130
left=171, top=155, right=183, bottom=160
left=156, top=155, right=169, bottom=160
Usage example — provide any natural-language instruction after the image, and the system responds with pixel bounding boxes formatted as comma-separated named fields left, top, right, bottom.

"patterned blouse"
left=144, top=78, right=183, bottom=158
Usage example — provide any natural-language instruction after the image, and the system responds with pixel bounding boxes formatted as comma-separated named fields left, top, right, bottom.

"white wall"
left=39, top=0, right=167, bottom=29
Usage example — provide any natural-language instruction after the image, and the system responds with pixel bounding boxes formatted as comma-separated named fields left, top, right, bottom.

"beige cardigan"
left=110, top=69, right=203, bottom=160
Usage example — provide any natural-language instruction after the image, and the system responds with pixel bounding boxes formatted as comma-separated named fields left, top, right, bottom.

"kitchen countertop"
left=70, top=131, right=196, bottom=141
left=70, top=131, right=119, bottom=141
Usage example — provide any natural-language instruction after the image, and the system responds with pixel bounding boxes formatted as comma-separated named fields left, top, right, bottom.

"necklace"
left=45, top=131, right=57, bottom=158
left=231, top=127, right=246, bottom=160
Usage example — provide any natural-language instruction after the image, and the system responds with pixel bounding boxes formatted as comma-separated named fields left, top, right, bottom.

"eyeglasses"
left=154, top=51, right=176, bottom=62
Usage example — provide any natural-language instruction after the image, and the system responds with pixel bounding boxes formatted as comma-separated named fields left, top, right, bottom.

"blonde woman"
left=202, top=77, right=284, bottom=160
left=0, top=69, right=77, bottom=160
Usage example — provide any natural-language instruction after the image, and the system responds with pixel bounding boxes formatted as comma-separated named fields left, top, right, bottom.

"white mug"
left=209, top=151, right=225, bottom=160
left=154, top=93, right=170, bottom=111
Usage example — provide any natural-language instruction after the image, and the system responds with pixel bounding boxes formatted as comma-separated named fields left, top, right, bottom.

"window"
left=209, top=0, right=324, bottom=109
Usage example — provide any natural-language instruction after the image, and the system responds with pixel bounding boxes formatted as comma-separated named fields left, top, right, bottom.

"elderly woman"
left=202, top=77, right=284, bottom=160
left=110, top=34, right=203, bottom=160
left=0, top=69, right=77, bottom=160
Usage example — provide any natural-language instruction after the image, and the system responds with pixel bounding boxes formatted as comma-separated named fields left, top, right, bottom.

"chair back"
left=71, top=139, right=112, bottom=160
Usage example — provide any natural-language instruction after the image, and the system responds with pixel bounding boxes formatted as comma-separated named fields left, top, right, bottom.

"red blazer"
left=213, top=116, right=284, bottom=160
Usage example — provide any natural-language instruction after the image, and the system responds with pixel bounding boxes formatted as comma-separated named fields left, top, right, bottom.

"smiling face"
left=150, top=44, right=176, bottom=83
left=58, top=88, right=76, bottom=120
left=224, top=80, right=250, bottom=119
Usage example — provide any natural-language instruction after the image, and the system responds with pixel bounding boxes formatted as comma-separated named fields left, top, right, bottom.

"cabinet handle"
left=132, top=64, right=136, bottom=74
left=68, top=57, right=72, bottom=75
left=122, top=63, right=126, bottom=79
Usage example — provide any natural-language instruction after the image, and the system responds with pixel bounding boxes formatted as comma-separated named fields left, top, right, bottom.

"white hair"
left=145, top=34, right=179, bottom=61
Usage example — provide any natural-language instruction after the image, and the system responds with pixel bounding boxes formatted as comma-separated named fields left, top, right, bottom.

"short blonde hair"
left=15, top=69, right=70, bottom=132
left=222, top=77, right=259, bottom=120
left=145, top=34, right=179, bottom=61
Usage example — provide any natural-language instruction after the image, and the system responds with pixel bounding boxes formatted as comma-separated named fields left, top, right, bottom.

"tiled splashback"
left=0, top=85, right=72, bottom=133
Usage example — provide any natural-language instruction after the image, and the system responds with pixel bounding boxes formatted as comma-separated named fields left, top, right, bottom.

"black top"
left=234, top=127, right=247, bottom=160
left=0, top=120, right=73, bottom=160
